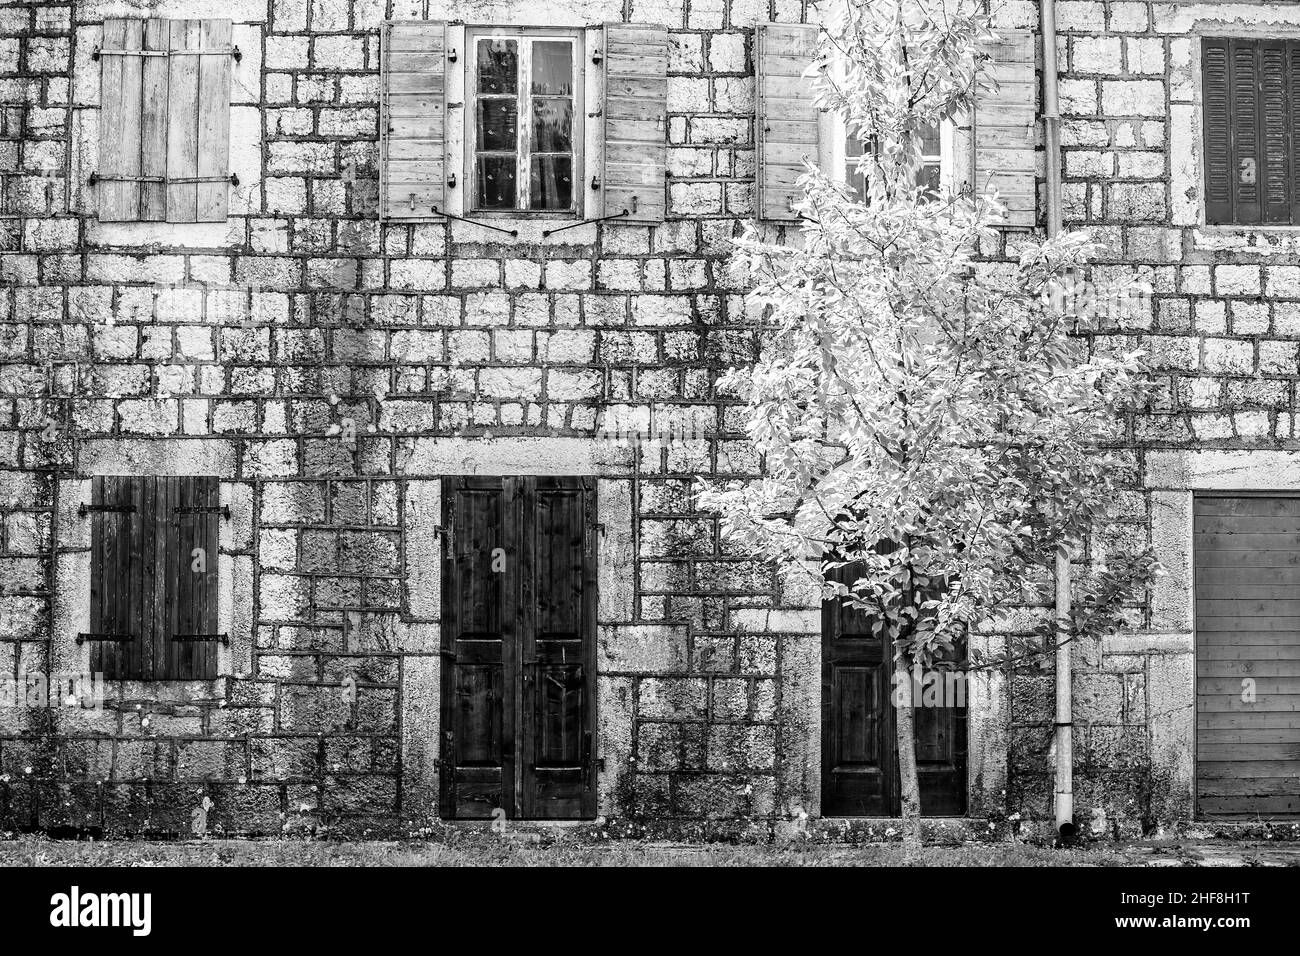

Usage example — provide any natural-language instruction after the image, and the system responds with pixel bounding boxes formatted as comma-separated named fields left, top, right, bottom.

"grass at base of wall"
left=0, top=837, right=1296, bottom=866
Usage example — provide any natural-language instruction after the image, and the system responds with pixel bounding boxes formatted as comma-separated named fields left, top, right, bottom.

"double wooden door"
left=439, top=476, right=598, bottom=819
left=821, top=570, right=967, bottom=816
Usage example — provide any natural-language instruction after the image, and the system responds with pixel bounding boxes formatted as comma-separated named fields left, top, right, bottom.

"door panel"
left=441, top=476, right=596, bottom=820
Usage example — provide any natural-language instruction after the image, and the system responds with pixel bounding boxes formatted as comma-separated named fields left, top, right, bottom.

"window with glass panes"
left=469, top=30, right=582, bottom=213
left=845, top=121, right=943, bottom=197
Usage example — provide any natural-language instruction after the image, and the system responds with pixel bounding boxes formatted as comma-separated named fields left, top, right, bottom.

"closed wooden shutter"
left=756, top=23, right=821, bottom=221
left=86, top=476, right=221, bottom=681
left=97, top=18, right=231, bottom=223
left=1195, top=495, right=1300, bottom=818
left=380, top=21, right=447, bottom=220
left=1203, top=39, right=1233, bottom=224
left=821, top=558, right=966, bottom=817
left=165, top=476, right=220, bottom=681
left=1203, top=38, right=1300, bottom=226
left=520, top=478, right=597, bottom=819
left=88, top=476, right=148, bottom=680
left=440, top=478, right=513, bottom=819
left=601, top=23, right=667, bottom=223
left=440, top=477, right=596, bottom=820
left=973, top=30, right=1036, bottom=226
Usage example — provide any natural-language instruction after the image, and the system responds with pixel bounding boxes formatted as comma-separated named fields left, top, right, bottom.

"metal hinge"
left=78, top=503, right=136, bottom=517
left=76, top=632, right=134, bottom=644
left=174, top=504, right=232, bottom=519
left=171, top=633, right=231, bottom=645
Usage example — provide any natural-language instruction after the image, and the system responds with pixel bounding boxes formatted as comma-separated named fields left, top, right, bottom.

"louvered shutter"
left=756, top=23, right=821, bottom=221
left=88, top=476, right=148, bottom=680
left=1203, top=39, right=1233, bottom=224
left=164, top=476, right=220, bottom=681
left=973, top=30, right=1037, bottom=226
left=601, top=23, right=667, bottom=223
left=1232, top=40, right=1263, bottom=224
left=380, top=21, right=447, bottom=220
left=97, top=18, right=231, bottom=223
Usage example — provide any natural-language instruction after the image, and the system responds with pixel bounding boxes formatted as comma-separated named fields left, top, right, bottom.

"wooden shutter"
left=86, top=476, right=220, bottom=681
left=164, top=476, right=220, bottom=681
left=973, top=30, right=1037, bottom=226
left=88, top=476, right=148, bottom=680
left=380, top=21, right=447, bottom=220
left=1259, top=42, right=1291, bottom=224
left=821, top=558, right=966, bottom=817
left=602, top=23, right=668, bottom=223
left=440, top=478, right=514, bottom=819
left=1203, top=39, right=1234, bottom=225
left=1232, top=40, right=1263, bottom=225
left=519, top=477, right=597, bottom=819
left=97, top=17, right=230, bottom=223
left=756, top=23, right=821, bottom=221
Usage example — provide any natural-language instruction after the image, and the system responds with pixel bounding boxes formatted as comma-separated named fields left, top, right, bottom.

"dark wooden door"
left=440, top=476, right=597, bottom=820
left=821, top=566, right=967, bottom=816
left=1195, top=494, right=1300, bottom=818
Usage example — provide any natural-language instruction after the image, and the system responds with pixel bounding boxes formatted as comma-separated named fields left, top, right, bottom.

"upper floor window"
left=1203, top=37, right=1300, bottom=226
left=468, top=30, right=582, bottom=213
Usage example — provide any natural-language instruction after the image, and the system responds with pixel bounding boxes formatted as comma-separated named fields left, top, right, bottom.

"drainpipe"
left=1040, top=0, right=1075, bottom=841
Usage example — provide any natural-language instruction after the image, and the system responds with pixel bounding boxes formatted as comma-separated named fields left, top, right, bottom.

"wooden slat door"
left=519, top=478, right=597, bottom=819
left=821, top=563, right=966, bottom=816
left=440, top=477, right=596, bottom=820
left=440, top=477, right=514, bottom=818
left=1195, top=495, right=1300, bottom=818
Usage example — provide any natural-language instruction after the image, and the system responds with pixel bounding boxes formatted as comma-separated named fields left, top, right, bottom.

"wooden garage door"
left=1195, top=495, right=1300, bottom=817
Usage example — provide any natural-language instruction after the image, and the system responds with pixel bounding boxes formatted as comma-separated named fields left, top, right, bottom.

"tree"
left=700, top=0, right=1159, bottom=849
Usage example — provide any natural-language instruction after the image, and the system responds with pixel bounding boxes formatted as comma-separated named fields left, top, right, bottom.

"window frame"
left=464, top=26, right=586, bottom=218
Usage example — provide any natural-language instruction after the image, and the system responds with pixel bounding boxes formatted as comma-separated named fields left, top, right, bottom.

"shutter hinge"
left=77, top=632, right=135, bottom=644
left=78, top=503, right=136, bottom=517
left=591, top=47, right=603, bottom=64
left=590, top=175, right=600, bottom=190
left=174, top=504, right=231, bottom=519
left=171, top=633, right=231, bottom=645
left=447, top=173, right=457, bottom=189
left=448, top=47, right=458, bottom=63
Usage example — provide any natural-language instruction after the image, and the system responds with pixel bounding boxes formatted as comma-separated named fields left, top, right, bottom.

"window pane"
left=477, top=155, right=517, bottom=208
left=529, top=155, right=573, bottom=210
left=916, top=162, right=940, bottom=194
left=531, top=40, right=573, bottom=95
left=476, top=99, right=518, bottom=151
left=477, top=38, right=517, bottom=94
left=532, top=98, right=573, bottom=152
left=917, top=120, right=941, bottom=156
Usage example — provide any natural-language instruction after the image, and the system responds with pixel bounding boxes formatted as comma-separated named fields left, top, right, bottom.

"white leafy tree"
left=700, top=0, right=1159, bottom=848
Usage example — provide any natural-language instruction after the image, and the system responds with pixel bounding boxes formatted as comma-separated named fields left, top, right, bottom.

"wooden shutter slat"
left=381, top=21, right=447, bottom=220
left=756, top=23, right=820, bottom=221
left=99, top=19, right=143, bottom=221
left=166, top=19, right=201, bottom=222
left=195, top=19, right=233, bottom=222
left=974, top=29, right=1037, bottom=226
left=602, top=23, right=668, bottom=223
left=140, top=19, right=169, bottom=220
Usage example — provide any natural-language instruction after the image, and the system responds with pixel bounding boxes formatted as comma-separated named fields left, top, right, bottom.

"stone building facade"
left=0, top=0, right=1296, bottom=838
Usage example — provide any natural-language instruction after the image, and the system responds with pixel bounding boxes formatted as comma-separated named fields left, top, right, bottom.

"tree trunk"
left=894, top=656, right=922, bottom=851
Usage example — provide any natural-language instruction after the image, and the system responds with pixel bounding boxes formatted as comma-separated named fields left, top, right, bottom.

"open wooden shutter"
left=97, top=18, right=231, bottom=222
left=756, top=23, right=821, bottom=221
left=380, top=21, right=447, bottom=220
left=973, top=30, right=1036, bottom=226
left=1259, top=42, right=1290, bottom=224
left=164, top=476, right=220, bottom=681
left=440, top=478, right=514, bottom=819
left=1203, top=39, right=1233, bottom=225
left=601, top=23, right=667, bottom=223
left=519, top=477, right=597, bottom=819
left=88, top=476, right=149, bottom=680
